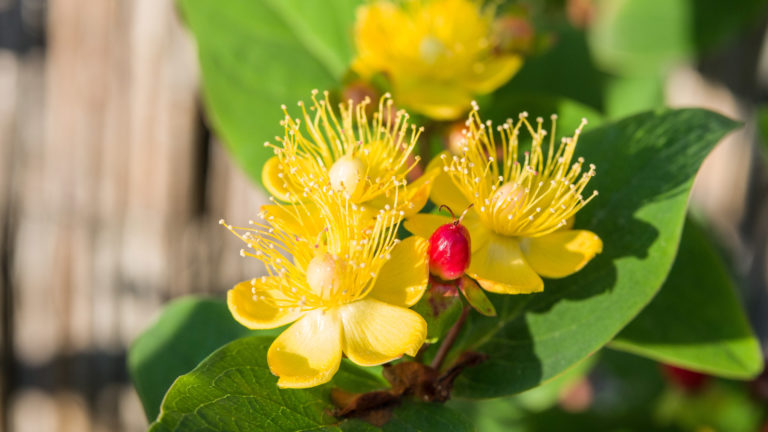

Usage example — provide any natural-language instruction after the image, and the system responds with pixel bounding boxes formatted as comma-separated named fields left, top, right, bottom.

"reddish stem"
left=431, top=305, right=470, bottom=371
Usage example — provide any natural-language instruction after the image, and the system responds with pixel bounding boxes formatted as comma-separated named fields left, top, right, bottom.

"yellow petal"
left=339, top=298, right=427, bottom=366
left=468, top=233, right=543, bottom=294
left=402, top=166, right=441, bottom=217
left=369, top=236, right=429, bottom=307
left=227, top=278, right=303, bottom=329
left=465, top=55, right=523, bottom=94
left=403, top=213, right=452, bottom=239
left=352, top=2, right=401, bottom=78
left=520, top=230, right=603, bottom=278
left=395, top=79, right=473, bottom=120
left=267, top=308, right=343, bottom=389
left=262, top=156, right=293, bottom=202
left=429, top=170, right=471, bottom=214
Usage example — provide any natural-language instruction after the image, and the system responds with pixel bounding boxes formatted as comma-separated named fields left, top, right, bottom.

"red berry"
left=428, top=211, right=471, bottom=281
left=661, top=364, right=709, bottom=392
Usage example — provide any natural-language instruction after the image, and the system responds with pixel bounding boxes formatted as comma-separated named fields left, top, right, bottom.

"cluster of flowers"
left=221, top=89, right=602, bottom=389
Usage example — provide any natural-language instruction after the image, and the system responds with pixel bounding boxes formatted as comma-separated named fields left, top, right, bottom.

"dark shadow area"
left=694, top=1, right=767, bottom=102
left=452, top=311, right=542, bottom=398
left=0, top=0, right=46, bottom=53
left=13, top=349, right=128, bottom=395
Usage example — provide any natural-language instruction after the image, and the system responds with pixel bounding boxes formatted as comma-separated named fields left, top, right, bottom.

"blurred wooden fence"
left=0, top=0, right=268, bottom=430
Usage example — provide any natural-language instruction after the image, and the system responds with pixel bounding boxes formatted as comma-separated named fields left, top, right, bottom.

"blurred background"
left=0, top=0, right=767, bottom=431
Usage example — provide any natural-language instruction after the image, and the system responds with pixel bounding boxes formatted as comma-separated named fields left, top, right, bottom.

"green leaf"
left=460, top=277, right=496, bottom=317
left=589, top=0, right=767, bottom=76
left=610, top=218, right=763, bottom=379
left=449, top=108, right=739, bottom=398
left=128, top=296, right=255, bottom=420
left=150, top=336, right=470, bottom=431
left=178, top=0, right=362, bottom=184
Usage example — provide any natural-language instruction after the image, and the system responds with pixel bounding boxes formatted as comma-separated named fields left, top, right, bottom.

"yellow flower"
left=222, top=190, right=429, bottom=388
left=405, top=106, right=602, bottom=294
left=352, top=0, right=523, bottom=120
left=262, top=90, right=439, bottom=236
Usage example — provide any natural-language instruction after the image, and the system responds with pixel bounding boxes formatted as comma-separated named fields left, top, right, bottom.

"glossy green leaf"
left=611, top=218, right=763, bottom=379
left=178, top=0, right=362, bottom=184
left=150, top=336, right=470, bottom=432
left=447, top=108, right=739, bottom=398
left=128, top=296, right=255, bottom=420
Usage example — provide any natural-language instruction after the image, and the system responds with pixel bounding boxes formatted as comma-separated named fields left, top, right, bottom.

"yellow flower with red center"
left=261, top=90, right=438, bottom=237
left=222, top=188, right=429, bottom=388
left=406, top=106, right=602, bottom=294
left=352, top=0, right=523, bottom=120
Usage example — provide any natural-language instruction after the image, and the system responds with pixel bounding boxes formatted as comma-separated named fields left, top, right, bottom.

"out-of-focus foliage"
left=454, top=350, right=766, bottom=432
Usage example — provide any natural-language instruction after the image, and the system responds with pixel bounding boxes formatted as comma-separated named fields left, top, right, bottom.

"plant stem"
left=431, top=305, right=470, bottom=371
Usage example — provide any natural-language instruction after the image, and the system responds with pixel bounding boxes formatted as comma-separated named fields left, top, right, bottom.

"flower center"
left=419, top=35, right=446, bottom=64
left=306, top=253, right=342, bottom=302
left=491, top=182, right=527, bottom=221
left=443, top=111, right=598, bottom=238
left=329, top=155, right=367, bottom=200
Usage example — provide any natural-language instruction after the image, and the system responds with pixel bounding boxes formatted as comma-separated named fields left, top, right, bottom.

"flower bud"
left=661, top=364, right=709, bottom=393
left=427, top=207, right=472, bottom=281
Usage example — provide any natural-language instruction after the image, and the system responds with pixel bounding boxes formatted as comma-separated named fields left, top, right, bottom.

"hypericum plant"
left=406, top=106, right=603, bottom=294
left=131, top=0, right=761, bottom=430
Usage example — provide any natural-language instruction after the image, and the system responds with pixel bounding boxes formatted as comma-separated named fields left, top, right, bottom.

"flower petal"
left=429, top=168, right=471, bottom=214
left=403, top=213, right=452, bottom=239
left=402, top=166, right=441, bottom=217
left=262, top=156, right=293, bottom=202
left=369, top=236, right=429, bottom=307
left=339, top=298, right=427, bottom=366
left=468, top=233, right=543, bottom=294
left=227, top=278, right=303, bottom=329
left=465, top=54, right=523, bottom=94
left=396, top=79, right=474, bottom=120
left=521, top=230, right=603, bottom=278
left=267, top=308, right=343, bottom=389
